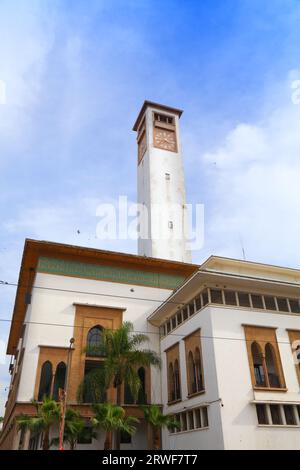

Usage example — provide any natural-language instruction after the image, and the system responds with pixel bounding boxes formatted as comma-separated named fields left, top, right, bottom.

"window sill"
left=167, top=399, right=182, bottom=406
left=187, top=390, right=206, bottom=399
left=258, top=424, right=300, bottom=429
left=170, top=426, right=209, bottom=435
left=254, top=387, right=288, bottom=392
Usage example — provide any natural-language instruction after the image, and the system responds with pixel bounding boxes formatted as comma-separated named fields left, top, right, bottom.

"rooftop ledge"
left=148, top=256, right=300, bottom=326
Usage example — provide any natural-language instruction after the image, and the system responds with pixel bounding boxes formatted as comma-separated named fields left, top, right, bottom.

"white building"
left=0, top=102, right=300, bottom=450
left=150, top=256, right=300, bottom=450
left=0, top=239, right=196, bottom=450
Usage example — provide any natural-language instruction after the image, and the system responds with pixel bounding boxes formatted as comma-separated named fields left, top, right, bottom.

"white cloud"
left=2, top=196, right=138, bottom=255
left=201, top=72, right=300, bottom=267
left=204, top=124, right=268, bottom=169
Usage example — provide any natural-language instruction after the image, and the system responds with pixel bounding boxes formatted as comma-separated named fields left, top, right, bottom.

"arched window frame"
left=194, top=347, right=204, bottom=392
left=245, top=326, right=286, bottom=391
left=52, top=362, right=67, bottom=401
left=137, top=366, right=146, bottom=404
left=265, top=343, right=281, bottom=388
left=124, top=366, right=147, bottom=405
left=86, top=325, right=104, bottom=357
left=287, top=331, right=300, bottom=387
left=38, top=361, right=53, bottom=401
left=168, top=363, right=175, bottom=402
left=250, top=341, right=284, bottom=389
left=251, top=342, right=266, bottom=387
left=174, top=359, right=181, bottom=401
left=188, top=351, right=196, bottom=394
left=184, top=330, right=205, bottom=396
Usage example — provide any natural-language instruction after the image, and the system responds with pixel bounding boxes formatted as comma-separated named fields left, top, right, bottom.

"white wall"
left=18, top=272, right=171, bottom=403
left=210, top=305, right=300, bottom=450
left=160, top=308, right=224, bottom=450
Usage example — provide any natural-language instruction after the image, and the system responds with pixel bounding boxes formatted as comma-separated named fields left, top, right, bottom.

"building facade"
left=0, top=239, right=196, bottom=450
left=150, top=256, right=300, bottom=450
left=1, top=101, right=300, bottom=450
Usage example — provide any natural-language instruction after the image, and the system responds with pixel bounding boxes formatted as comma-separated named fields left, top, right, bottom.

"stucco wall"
left=160, top=307, right=224, bottom=450
left=210, top=305, right=300, bottom=450
left=18, top=272, right=171, bottom=404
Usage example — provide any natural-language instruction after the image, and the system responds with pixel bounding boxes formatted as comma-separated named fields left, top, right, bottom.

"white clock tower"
left=133, top=101, right=192, bottom=263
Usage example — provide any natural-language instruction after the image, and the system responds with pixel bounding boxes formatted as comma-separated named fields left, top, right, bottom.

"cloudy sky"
left=1, top=0, right=300, bottom=414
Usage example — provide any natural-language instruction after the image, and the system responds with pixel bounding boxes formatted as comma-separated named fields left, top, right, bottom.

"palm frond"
left=77, top=367, right=107, bottom=404
left=141, top=405, right=180, bottom=430
left=77, top=321, right=161, bottom=407
left=92, top=403, right=139, bottom=436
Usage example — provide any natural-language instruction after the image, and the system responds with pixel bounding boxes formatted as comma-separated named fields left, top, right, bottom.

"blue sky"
left=1, top=0, right=300, bottom=414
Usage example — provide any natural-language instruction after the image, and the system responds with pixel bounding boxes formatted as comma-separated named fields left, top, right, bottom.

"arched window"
left=195, top=347, right=204, bottom=392
left=86, top=325, right=104, bottom=357
left=296, top=345, right=300, bottom=372
left=265, top=343, right=280, bottom=388
left=174, top=359, right=181, bottom=400
left=251, top=342, right=266, bottom=387
left=38, top=361, right=53, bottom=401
left=124, top=381, right=134, bottom=404
left=52, top=362, right=67, bottom=401
left=124, top=367, right=147, bottom=404
left=137, top=367, right=146, bottom=404
left=188, top=351, right=196, bottom=394
left=168, top=363, right=175, bottom=402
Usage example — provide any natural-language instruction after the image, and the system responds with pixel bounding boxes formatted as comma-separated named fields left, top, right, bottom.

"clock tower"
left=133, top=101, right=192, bottom=263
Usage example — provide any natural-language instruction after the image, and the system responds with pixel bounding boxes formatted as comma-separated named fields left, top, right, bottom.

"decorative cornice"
left=37, top=256, right=186, bottom=289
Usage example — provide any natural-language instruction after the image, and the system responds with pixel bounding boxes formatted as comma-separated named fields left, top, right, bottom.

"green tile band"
left=37, top=257, right=185, bottom=290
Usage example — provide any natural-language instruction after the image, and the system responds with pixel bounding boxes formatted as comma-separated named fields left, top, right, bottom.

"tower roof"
left=133, top=100, right=183, bottom=131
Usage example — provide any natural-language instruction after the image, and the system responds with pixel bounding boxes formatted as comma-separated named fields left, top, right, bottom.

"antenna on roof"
left=238, top=233, right=246, bottom=261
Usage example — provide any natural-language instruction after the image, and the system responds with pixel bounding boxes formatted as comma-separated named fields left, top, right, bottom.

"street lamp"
left=59, top=337, right=75, bottom=450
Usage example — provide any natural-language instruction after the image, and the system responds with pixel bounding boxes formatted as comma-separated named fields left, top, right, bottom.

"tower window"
left=154, top=112, right=174, bottom=125
left=168, top=221, right=173, bottom=229
left=165, top=173, right=171, bottom=180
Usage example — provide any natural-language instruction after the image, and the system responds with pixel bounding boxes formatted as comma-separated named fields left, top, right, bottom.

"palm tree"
left=16, top=398, right=60, bottom=450
left=80, top=321, right=161, bottom=449
left=141, top=405, right=180, bottom=450
left=92, top=403, right=139, bottom=450
left=50, top=408, right=94, bottom=450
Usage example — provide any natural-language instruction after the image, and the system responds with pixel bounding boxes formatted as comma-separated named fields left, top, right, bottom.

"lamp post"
left=59, top=337, right=75, bottom=450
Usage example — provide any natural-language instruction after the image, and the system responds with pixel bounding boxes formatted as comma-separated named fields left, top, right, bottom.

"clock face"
left=138, top=131, right=147, bottom=163
left=154, top=129, right=177, bottom=152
